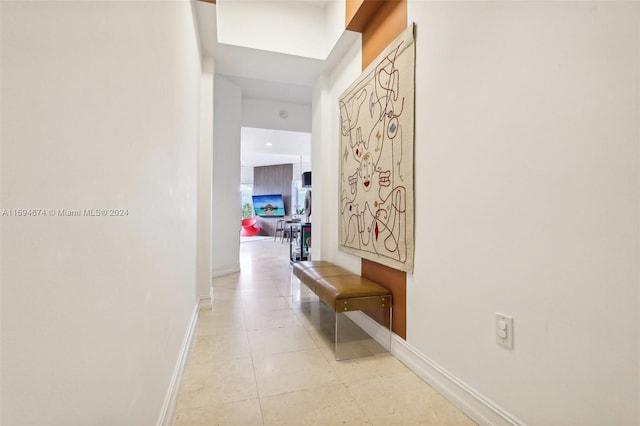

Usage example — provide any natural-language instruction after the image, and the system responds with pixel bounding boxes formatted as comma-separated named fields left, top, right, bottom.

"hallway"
left=172, top=238, right=474, bottom=425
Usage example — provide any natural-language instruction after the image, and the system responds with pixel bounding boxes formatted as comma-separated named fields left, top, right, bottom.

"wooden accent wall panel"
left=345, top=0, right=364, bottom=28
left=253, top=164, right=293, bottom=236
left=346, top=0, right=384, bottom=33
left=362, top=0, right=407, bottom=69
left=346, top=0, right=408, bottom=340
left=362, top=259, right=407, bottom=338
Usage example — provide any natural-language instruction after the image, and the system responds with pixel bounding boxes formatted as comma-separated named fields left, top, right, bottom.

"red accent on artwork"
left=375, top=222, right=379, bottom=240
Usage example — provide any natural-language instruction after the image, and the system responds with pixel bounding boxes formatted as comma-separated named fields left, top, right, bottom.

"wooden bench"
left=291, top=260, right=392, bottom=360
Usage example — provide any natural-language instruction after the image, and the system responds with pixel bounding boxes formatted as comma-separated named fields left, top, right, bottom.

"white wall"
left=1, top=1, right=201, bottom=425
left=198, top=58, right=214, bottom=305
left=212, top=76, right=242, bottom=277
left=313, top=35, right=362, bottom=274
left=405, top=2, right=638, bottom=424
left=216, top=0, right=330, bottom=60
left=324, top=0, right=347, bottom=57
left=314, top=1, right=639, bottom=424
left=242, top=99, right=312, bottom=133
left=311, top=76, right=329, bottom=260
left=292, top=163, right=312, bottom=183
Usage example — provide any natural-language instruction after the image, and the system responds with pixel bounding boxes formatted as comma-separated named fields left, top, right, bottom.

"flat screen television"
left=252, top=194, right=285, bottom=217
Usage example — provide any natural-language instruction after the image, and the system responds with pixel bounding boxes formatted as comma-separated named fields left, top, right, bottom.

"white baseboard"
left=212, top=264, right=240, bottom=278
left=344, top=310, right=392, bottom=349
left=198, top=294, right=212, bottom=310
left=156, top=302, right=200, bottom=426
left=347, top=311, right=523, bottom=426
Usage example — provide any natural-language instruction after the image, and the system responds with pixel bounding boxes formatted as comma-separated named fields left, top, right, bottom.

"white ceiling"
left=241, top=127, right=311, bottom=167
left=193, top=1, right=359, bottom=167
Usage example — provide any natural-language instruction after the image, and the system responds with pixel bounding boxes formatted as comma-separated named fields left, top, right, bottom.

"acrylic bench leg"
left=334, top=306, right=393, bottom=361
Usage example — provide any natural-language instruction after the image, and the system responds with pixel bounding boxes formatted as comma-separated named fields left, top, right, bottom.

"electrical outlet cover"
left=495, top=313, right=514, bottom=349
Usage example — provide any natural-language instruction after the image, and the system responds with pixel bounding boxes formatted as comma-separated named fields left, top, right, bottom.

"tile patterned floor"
left=172, top=238, right=475, bottom=425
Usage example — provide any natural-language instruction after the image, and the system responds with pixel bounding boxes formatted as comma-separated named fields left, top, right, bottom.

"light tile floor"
left=172, top=238, right=475, bottom=426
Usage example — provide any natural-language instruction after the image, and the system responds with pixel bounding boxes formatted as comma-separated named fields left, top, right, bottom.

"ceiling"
left=193, top=1, right=359, bottom=167
left=241, top=127, right=311, bottom=169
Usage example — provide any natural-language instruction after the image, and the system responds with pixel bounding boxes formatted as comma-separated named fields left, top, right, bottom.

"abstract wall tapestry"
left=338, top=24, right=415, bottom=273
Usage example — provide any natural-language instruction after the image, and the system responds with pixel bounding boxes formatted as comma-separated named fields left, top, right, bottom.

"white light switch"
left=496, top=313, right=513, bottom=349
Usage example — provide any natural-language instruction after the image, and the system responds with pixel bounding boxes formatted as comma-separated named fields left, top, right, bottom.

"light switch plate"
left=496, top=313, right=513, bottom=349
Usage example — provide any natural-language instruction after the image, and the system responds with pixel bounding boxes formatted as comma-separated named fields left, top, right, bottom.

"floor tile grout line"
left=175, top=240, right=475, bottom=425
left=238, top=271, right=267, bottom=426
left=244, top=244, right=331, bottom=424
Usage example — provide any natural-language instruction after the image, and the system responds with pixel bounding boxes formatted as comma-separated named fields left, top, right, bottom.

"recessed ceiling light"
left=265, top=142, right=273, bottom=147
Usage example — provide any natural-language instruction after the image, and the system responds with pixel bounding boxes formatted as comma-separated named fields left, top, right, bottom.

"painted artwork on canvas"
left=338, top=24, right=415, bottom=273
